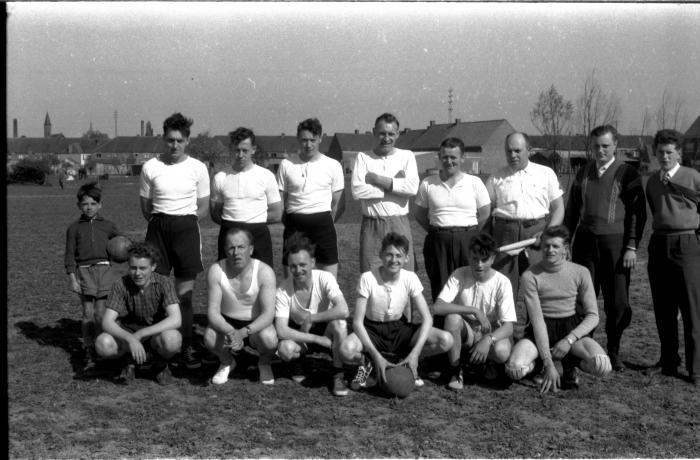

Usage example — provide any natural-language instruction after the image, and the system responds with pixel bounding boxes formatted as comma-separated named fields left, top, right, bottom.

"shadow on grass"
left=15, top=318, right=86, bottom=372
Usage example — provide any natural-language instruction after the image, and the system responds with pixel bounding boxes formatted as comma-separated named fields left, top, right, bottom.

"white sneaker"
left=259, top=362, right=275, bottom=385
left=211, top=364, right=231, bottom=385
left=414, top=377, right=425, bottom=388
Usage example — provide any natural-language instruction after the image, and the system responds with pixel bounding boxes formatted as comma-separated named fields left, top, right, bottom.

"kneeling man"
left=506, top=226, right=612, bottom=392
left=204, top=228, right=278, bottom=385
left=339, top=232, right=453, bottom=392
left=433, top=233, right=516, bottom=390
left=275, top=234, right=350, bottom=396
left=96, top=242, right=182, bottom=385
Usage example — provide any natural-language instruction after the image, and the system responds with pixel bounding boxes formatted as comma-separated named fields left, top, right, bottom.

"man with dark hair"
left=485, top=132, right=564, bottom=299
left=564, top=124, right=646, bottom=371
left=96, top=242, right=182, bottom=385
left=645, top=129, right=700, bottom=386
left=352, top=113, right=419, bottom=275
left=277, top=118, right=345, bottom=277
left=211, top=126, right=282, bottom=267
left=433, top=233, right=515, bottom=390
left=139, top=112, right=210, bottom=370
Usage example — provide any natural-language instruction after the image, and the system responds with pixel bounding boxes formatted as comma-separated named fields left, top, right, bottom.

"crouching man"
left=96, top=242, right=182, bottom=385
left=204, top=228, right=278, bottom=386
left=275, top=234, right=350, bottom=396
left=506, top=226, right=611, bottom=392
left=433, top=233, right=516, bottom=390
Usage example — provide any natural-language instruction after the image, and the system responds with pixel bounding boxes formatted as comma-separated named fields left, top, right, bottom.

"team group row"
left=65, top=112, right=700, bottom=394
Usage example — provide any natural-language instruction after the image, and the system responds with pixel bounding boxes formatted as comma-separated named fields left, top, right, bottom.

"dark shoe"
left=155, top=363, right=174, bottom=385
left=117, top=360, right=136, bottom=384
left=332, top=371, right=349, bottom=397
left=645, top=362, right=678, bottom=377
left=350, top=357, right=374, bottom=391
left=181, top=343, right=201, bottom=370
left=562, top=367, right=580, bottom=390
left=290, top=358, right=306, bottom=384
left=690, top=374, right=700, bottom=387
left=609, top=353, right=625, bottom=372
left=201, top=351, right=219, bottom=366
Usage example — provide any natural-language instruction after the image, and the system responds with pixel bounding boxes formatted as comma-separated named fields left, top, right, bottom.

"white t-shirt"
left=275, top=269, right=344, bottom=325
left=485, top=162, right=563, bottom=220
left=415, top=173, right=491, bottom=227
left=139, top=156, right=210, bottom=215
left=437, top=267, right=516, bottom=328
left=357, top=268, right=423, bottom=322
left=211, top=165, right=281, bottom=223
left=276, top=154, right=344, bottom=214
left=351, top=148, right=419, bottom=218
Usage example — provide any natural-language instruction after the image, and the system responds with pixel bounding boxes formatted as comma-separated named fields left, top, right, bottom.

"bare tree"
left=530, top=84, right=574, bottom=154
left=655, top=88, right=687, bottom=131
left=575, top=69, right=622, bottom=158
left=640, top=107, right=652, bottom=137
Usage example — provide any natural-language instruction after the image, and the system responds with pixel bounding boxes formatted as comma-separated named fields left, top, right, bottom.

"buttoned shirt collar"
left=596, top=157, right=616, bottom=177
left=660, top=163, right=680, bottom=180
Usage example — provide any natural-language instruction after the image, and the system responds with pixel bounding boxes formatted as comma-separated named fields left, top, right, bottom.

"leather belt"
left=429, top=225, right=477, bottom=233
left=494, top=216, right=547, bottom=228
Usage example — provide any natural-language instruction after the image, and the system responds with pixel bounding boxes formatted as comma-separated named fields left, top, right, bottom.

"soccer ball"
left=382, top=366, right=415, bottom=398
left=107, top=236, right=132, bottom=263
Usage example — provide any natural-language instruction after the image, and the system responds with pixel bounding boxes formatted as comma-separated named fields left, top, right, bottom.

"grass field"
left=7, top=176, right=700, bottom=458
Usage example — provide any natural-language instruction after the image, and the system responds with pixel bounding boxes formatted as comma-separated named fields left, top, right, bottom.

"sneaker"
left=350, top=358, right=374, bottom=391
left=181, top=343, right=201, bottom=370
left=259, top=362, right=275, bottom=385
left=211, top=363, right=232, bottom=385
left=562, top=367, right=580, bottom=390
left=290, top=358, right=306, bottom=383
left=448, top=367, right=464, bottom=391
left=609, top=352, right=625, bottom=372
left=155, top=363, right=174, bottom=385
left=332, top=372, right=349, bottom=397
left=414, top=377, right=425, bottom=388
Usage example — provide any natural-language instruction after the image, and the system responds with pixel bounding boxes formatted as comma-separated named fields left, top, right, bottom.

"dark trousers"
left=572, top=229, right=631, bottom=354
left=647, top=233, right=700, bottom=376
left=423, top=226, right=478, bottom=302
left=218, top=220, right=273, bottom=268
left=491, top=217, right=547, bottom=300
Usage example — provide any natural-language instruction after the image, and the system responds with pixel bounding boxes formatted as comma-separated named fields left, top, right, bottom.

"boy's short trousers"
left=218, top=220, right=273, bottom=268
left=525, top=314, right=589, bottom=368
left=146, top=213, right=204, bottom=278
left=77, top=263, right=115, bottom=298
left=223, top=316, right=253, bottom=349
left=118, top=322, right=158, bottom=353
left=288, top=319, right=347, bottom=354
left=364, top=317, right=419, bottom=358
left=283, top=211, right=338, bottom=266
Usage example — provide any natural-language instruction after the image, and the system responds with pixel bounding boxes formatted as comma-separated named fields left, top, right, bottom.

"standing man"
left=352, top=113, right=419, bottom=273
left=485, top=132, right=564, bottom=299
left=564, top=125, right=646, bottom=371
left=277, top=118, right=345, bottom=277
left=645, top=129, right=700, bottom=386
left=139, top=113, right=210, bottom=370
left=211, top=127, right=283, bottom=267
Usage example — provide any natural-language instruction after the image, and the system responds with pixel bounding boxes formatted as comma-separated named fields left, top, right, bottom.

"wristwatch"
left=245, top=326, right=252, bottom=337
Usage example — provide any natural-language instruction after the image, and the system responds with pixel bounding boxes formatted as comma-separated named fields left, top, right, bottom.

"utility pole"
left=114, top=110, right=118, bottom=137
left=448, top=87, right=454, bottom=123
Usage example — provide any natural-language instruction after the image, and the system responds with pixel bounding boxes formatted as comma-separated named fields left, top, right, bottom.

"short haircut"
left=297, top=118, right=323, bottom=137
left=505, top=132, right=531, bottom=150
left=162, top=113, right=193, bottom=138
left=590, top=124, right=619, bottom=143
left=225, top=227, right=254, bottom=245
left=229, top=127, right=256, bottom=146
left=380, top=232, right=409, bottom=255
left=374, top=113, right=400, bottom=130
left=77, top=181, right=102, bottom=203
left=284, top=232, right=316, bottom=259
left=541, top=225, right=571, bottom=245
left=653, top=129, right=683, bottom=150
left=127, top=241, right=160, bottom=265
left=440, top=137, right=465, bottom=154
left=468, top=233, right=498, bottom=258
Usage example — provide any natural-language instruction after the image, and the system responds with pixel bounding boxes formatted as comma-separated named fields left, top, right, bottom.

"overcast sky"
left=7, top=2, right=700, bottom=139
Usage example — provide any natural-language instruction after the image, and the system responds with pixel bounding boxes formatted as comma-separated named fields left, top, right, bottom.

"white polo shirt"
left=485, top=162, right=563, bottom=220
left=275, top=269, right=344, bottom=326
left=358, top=268, right=423, bottom=322
left=139, top=156, right=210, bottom=215
left=211, top=165, right=281, bottom=223
left=276, top=154, right=344, bottom=214
left=415, top=173, right=491, bottom=227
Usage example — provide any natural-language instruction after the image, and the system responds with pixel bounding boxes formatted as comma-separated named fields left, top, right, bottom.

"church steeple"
left=44, top=112, right=51, bottom=138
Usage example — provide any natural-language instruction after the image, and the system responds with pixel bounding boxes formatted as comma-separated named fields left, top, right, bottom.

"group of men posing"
left=66, top=111, right=700, bottom=395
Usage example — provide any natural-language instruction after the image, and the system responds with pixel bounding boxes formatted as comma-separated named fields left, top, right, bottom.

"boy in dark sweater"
left=564, top=125, right=646, bottom=371
left=64, top=182, right=120, bottom=371
left=645, top=129, right=700, bottom=386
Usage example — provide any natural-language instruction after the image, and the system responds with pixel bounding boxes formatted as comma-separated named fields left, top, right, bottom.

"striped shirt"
left=106, top=272, right=179, bottom=325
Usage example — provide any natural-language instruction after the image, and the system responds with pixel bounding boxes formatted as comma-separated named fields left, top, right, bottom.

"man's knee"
left=492, top=339, right=512, bottom=364
left=339, top=335, right=361, bottom=362
left=95, top=332, right=119, bottom=358
left=433, top=329, right=454, bottom=352
left=505, top=340, right=536, bottom=380
left=277, top=340, right=301, bottom=361
left=327, top=319, right=348, bottom=340
left=253, top=326, right=278, bottom=352
left=443, top=314, right=463, bottom=333
left=155, top=329, right=182, bottom=357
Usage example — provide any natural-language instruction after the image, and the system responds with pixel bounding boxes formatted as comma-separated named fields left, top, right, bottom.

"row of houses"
left=7, top=115, right=700, bottom=177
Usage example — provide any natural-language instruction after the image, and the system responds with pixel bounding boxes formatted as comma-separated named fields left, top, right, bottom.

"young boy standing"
left=64, top=182, right=120, bottom=371
left=339, top=232, right=453, bottom=391
left=433, top=233, right=516, bottom=390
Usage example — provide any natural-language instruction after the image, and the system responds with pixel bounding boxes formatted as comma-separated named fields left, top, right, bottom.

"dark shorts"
left=218, top=220, right=273, bottom=268
left=146, top=214, right=204, bottom=279
left=119, top=322, right=156, bottom=352
left=525, top=314, right=589, bottom=369
left=364, top=317, right=419, bottom=359
left=283, top=211, right=338, bottom=265
left=223, top=316, right=253, bottom=348
left=288, top=321, right=341, bottom=355
left=77, top=263, right=118, bottom=298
